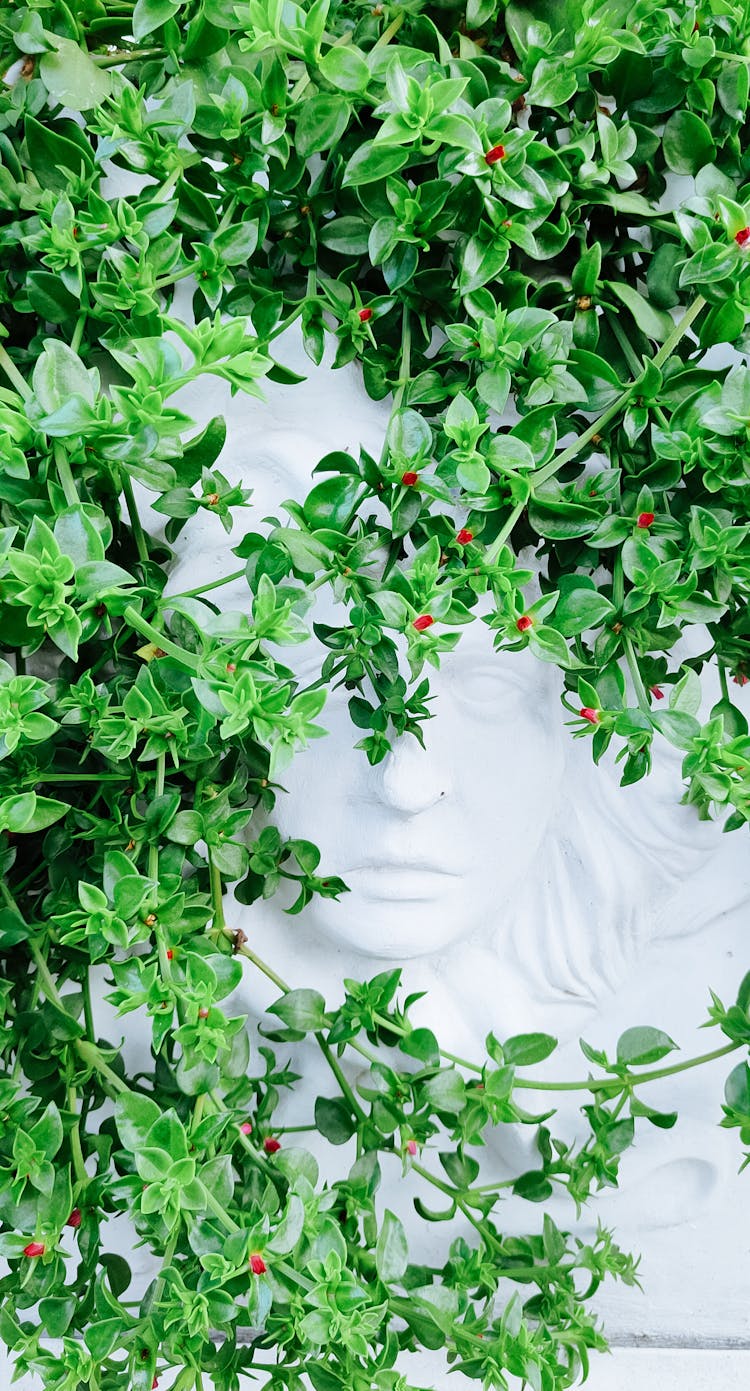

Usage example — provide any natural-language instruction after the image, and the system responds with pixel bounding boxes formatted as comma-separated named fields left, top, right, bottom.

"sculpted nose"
left=376, top=735, right=450, bottom=816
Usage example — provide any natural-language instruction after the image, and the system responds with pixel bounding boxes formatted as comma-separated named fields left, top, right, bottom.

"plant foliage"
left=1, top=0, right=750, bottom=1387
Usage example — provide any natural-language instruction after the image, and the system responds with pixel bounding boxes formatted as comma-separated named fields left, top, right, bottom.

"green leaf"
left=132, top=0, right=180, bottom=39
left=26, top=271, right=79, bottom=323
left=295, top=94, right=350, bottom=158
left=399, top=1027, right=440, bottom=1065
left=39, top=37, right=112, bottom=110
left=314, top=1096, right=357, bottom=1144
left=662, top=111, right=715, bottom=175
left=115, top=1093, right=162, bottom=1152
left=267, top=1194, right=305, bottom=1254
left=24, top=115, right=95, bottom=191
left=268, top=989, right=327, bottom=1032
left=302, top=476, right=361, bottom=530
left=616, top=1027, right=678, bottom=1066
left=607, top=281, right=674, bottom=342
left=512, top=1170, right=554, bottom=1202
left=343, top=141, right=410, bottom=186
left=375, top=1209, right=408, bottom=1282
left=552, top=586, right=614, bottom=637
left=502, top=1033, right=557, bottom=1066
left=319, top=217, right=371, bottom=255
left=422, top=1069, right=466, bottom=1114
left=55, top=506, right=105, bottom=567
left=33, top=340, right=95, bottom=414
left=319, top=45, right=371, bottom=93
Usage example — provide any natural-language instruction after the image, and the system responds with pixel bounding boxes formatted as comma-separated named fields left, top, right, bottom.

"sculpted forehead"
left=176, top=324, right=392, bottom=513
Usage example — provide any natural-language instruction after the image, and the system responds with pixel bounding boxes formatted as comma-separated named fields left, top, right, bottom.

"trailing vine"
left=1, top=1, right=750, bottom=1388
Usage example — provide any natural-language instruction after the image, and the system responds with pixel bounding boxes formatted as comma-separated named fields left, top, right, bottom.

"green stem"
left=533, top=296, right=706, bottom=487
left=378, top=307, right=412, bottom=470
left=122, top=606, right=202, bottom=672
left=204, top=1187, right=239, bottom=1233
left=373, top=10, right=404, bottom=47
left=121, top=472, right=150, bottom=565
left=483, top=501, right=526, bottom=567
left=70, top=312, right=87, bottom=356
left=54, top=444, right=78, bottom=508
left=605, top=308, right=644, bottom=377
left=316, top=1036, right=367, bottom=1122
left=168, top=566, right=247, bottom=601
left=91, top=47, right=166, bottom=65
left=66, top=1084, right=88, bottom=1186
left=82, top=970, right=96, bottom=1043
left=623, top=632, right=650, bottom=711
left=74, top=1039, right=128, bottom=1095
left=150, top=1223, right=181, bottom=1316
left=209, top=853, right=227, bottom=933
left=0, top=343, right=31, bottom=399
left=514, top=1040, right=739, bottom=1092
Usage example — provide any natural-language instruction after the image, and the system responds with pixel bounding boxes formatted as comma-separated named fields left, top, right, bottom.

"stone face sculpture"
left=167, top=329, right=750, bottom=1347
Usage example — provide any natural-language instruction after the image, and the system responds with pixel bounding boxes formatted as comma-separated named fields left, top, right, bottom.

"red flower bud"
left=358, top=307, right=373, bottom=322
left=516, top=615, right=533, bottom=632
left=456, top=528, right=473, bottom=544
left=649, top=685, right=664, bottom=700
left=637, top=511, right=655, bottom=529
left=734, top=673, right=749, bottom=686
left=401, top=471, right=419, bottom=486
left=23, top=1242, right=45, bottom=1258
left=166, top=949, right=174, bottom=960
left=413, top=614, right=434, bottom=632
left=152, top=1380, right=159, bottom=1390
left=226, top=662, right=237, bottom=673
left=250, top=1252, right=267, bottom=1274
left=484, top=144, right=506, bottom=165
left=579, top=707, right=600, bottom=725
left=735, top=227, right=750, bottom=247
left=240, top=1121, right=252, bottom=1135
left=198, top=1007, right=209, bottom=1019
left=66, top=1209, right=82, bottom=1229
left=406, top=1139, right=417, bottom=1156
left=264, top=1137, right=281, bottom=1153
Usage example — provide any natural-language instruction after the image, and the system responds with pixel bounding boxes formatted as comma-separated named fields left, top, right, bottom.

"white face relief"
left=272, top=627, right=564, bottom=958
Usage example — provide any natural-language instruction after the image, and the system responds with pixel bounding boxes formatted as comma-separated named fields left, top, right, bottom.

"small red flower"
left=23, top=1242, right=45, bottom=1258
left=401, top=471, right=419, bottom=486
left=226, top=662, right=237, bottom=673
left=735, top=227, right=750, bottom=247
left=579, top=707, right=600, bottom=725
left=734, top=673, right=749, bottom=686
left=166, top=949, right=174, bottom=960
left=250, top=1252, right=267, bottom=1275
left=66, top=1209, right=82, bottom=1229
left=516, top=615, right=533, bottom=633
left=358, top=307, right=373, bottom=322
left=484, top=144, right=506, bottom=165
left=264, top=1137, right=281, bottom=1154
left=456, top=528, right=473, bottom=544
left=240, top=1121, right=252, bottom=1135
left=413, top=615, right=434, bottom=632
left=405, top=1139, right=417, bottom=1156
left=152, top=1380, right=159, bottom=1390
left=637, top=511, right=655, bottom=529
left=198, top=1007, right=209, bottom=1019
left=649, top=685, right=665, bottom=700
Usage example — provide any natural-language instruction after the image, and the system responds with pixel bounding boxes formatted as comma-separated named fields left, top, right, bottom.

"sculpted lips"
left=349, top=858, right=462, bottom=877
